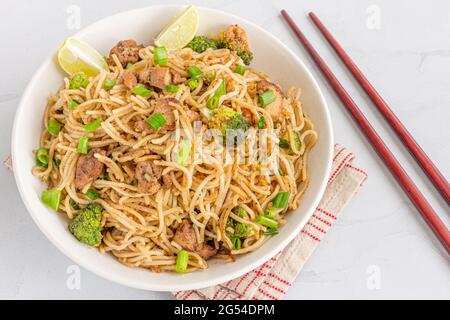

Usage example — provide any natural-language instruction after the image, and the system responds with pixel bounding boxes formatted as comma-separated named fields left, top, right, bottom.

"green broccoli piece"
left=187, top=36, right=218, bottom=53
left=68, top=203, right=104, bottom=247
left=69, top=73, right=89, bottom=89
left=208, top=106, right=249, bottom=146
left=217, top=25, right=254, bottom=65
left=226, top=206, right=252, bottom=241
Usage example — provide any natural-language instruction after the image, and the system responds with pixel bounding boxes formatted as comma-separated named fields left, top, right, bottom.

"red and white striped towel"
left=174, top=144, right=368, bottom=300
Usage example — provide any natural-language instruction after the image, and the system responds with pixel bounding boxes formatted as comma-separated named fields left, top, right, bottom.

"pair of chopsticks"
left=280, top=10, right=450, bottom=254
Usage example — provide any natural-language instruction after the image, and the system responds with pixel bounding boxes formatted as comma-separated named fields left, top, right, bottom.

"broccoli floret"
left=208, top=106, right=249, bottom=146
left=217, top=25, right=254, bottom=65
left=68, top=203, right=104, bottom=247
left=226, top=206, right=252, bottom=240
left=187, top=36, right=218, bottom=53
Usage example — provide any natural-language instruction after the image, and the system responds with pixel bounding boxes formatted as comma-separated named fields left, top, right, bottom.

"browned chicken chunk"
left=153, top=97, right=180, bottom=131
left=122, top=71, right=137, bottom=90
left=173, top=220, right=217, bottom=260
left=135, top=161, right=162, bottom=195
left=257, top=80, right=284, bottom=122
left=109, top=40, right=143, bottom=67
left=221, top=25, right=251, bottom=52
left=75, top=148, right=106, bottom=189
left=139, top=67, right=172, bottom=89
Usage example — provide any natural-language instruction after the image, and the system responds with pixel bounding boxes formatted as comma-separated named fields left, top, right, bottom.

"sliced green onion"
left=263, top=209, right=278, bottom=219
left=102, top=55, right=108, bottom=63
left=153, top=47, right=168, bottom=66
left=278, top=168, right=284, bottom=176
left=272, top=192, right=290, bottom=208
left=47, top=119, right=62, bottom=136
left=231, top=237, right=242, bottom=250
left=215, top=79, right=226, bottom=97
left=147, top=112, right=166, bottom=129
left=41, top=189, right=61, bottom=211
left=177, top=140, right=192, bottom=166
left=36, top=148, right=49, bottom=167
left=77, top=136, right=89, bottom=154
left=54, top=159, right=61, bottom=167
left=85, top=189, right=98, bottom=201
left=278, top=138, right=290, bottom=149
left=69, top=73, right=89, bottom=89
left=164, top=84, right=179, bottom=93
left=102, top=170, right=109, bottom=181
left=175, top=250, right=189, bottom=273
left=257, top=116, right=265, bottom=129
left=207, top=95, right=220, bottom=110
left=125, top=62, right=133, bottom=69
left=205, top=71, right=216, bottom=83
left=68, top=99, right=79, bottom=110
left=259, top=89, right=276, bottom=107
left=132, top=85, right=152, bottom=97
left=234, top=65, right=246, bottom=75
left=264, top=227, right=279, bottom=236
left=255, top=215, right=278, bottom=229
left=83, top=118, right=102, bottom=133
left=186, top=78, right=199, bottom=90
left=104, top=79, right=116, bottom=90
left=187, top=65, right=203, bottom=79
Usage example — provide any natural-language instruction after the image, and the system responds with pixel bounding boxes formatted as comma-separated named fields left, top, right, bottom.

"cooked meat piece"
left=186, top=110, right=200, bottom=123
left=122, top=71, right=137, bottom=89
left=161, top=174, right=172, bottom=189
left=173, top=220, right=197, bottom=251
left=257, top=80, right=284, bottom=122
left=135, top=161, right=164, bottom=194
left=241, top=108, right=255, bottom=126
left=221, top=25, right=251, bottom=51
left=75, top=148, right=106, bottom=189
left=134, top=119, right=151, bottom=133
left=153, top=97, right=180, bottom=131
left=173, top=220, right=217, bottom=260
left=109, top=40, right=143, bottom=67
left=149, top=67, right=172, bottom=89
left=138, top=67, right=172, bottom=89
left=170, top=70, right=185, bottom=84
left=195, top=243, right=218, bottom=260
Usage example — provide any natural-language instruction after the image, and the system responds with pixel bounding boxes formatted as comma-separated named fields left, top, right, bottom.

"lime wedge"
left=57, top=37, right=109, bottom=77
left=154, top=5, right=199, bottom=50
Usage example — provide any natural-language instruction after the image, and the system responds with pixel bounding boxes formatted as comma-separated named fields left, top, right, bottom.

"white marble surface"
left=0, top=0, right=449, bottom=299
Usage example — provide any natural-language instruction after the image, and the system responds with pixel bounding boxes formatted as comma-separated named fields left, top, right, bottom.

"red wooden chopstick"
left=308, top=12, right=450, bottom=205
left=280, top=9, right=450, bottom=254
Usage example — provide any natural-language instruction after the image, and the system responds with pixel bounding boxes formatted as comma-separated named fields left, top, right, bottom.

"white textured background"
left=0, top=0, right=449, bottom=299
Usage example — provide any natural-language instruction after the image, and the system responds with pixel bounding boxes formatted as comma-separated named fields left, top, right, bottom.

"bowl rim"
left=12, top=4, right=333, bottom=291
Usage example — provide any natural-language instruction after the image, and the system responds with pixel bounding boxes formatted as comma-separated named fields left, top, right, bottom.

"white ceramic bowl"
left=12, top=5, right=333, bottom=291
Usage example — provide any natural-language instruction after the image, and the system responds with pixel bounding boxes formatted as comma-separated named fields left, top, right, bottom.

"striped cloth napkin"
left=174, top=144, right=368, bottom=300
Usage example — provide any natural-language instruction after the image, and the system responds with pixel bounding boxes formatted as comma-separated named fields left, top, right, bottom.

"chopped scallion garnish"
left=187, top=65, right=203, bottom=79
left=263, top=209, right=278, bottom=219
left=259, top=89, right=276, bottom=107
left=177, top=140, right=192, bottom=166
left=69, top=73, right=89, bottom=89
left=125, top=62, right=133, bottom=69
left=164, top=84, right=179, bottom=93
left=207, top=95, right=220, bottom=110
left=272, top=192, right=290, bottom=208
left=257, top=116, right=265, bottom=129
left=231, top=237, right=242, bottom=250
left=279, top=138, right=290, bottom=149
left=41, top=189, right=62, bottom=211
left=175, top=250, right=189, bottom=273
left=104, top=79, right=116, bottom=90
left=153, top=47, right=168, bottom=66
left=68, top=99, right=79, bottom=110
left=132, top=85, right=152, bottom=97
left=47, top=119, right=62, bottom=136
left=36, top=148, right=49, bottom=167
left=77, top=136, right=89, bottom=154
left=255, top=215, right=278, bottom=229
left=186, top=78, right=199, bottom=90
left=147, top=112, right=166, bottom=129
left=83, top=118, right=102, bottom=133
left=264, top=227, right=279, bottom=236
left=85, top=189, right=98, bottom=201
